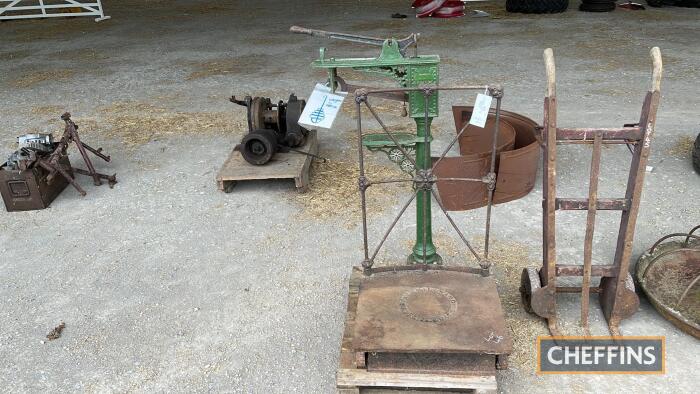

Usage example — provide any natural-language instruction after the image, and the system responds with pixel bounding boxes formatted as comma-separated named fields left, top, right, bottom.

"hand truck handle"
left=650, top=47, right=662, bottom=93
left=543, top=48, right=556, bottom=98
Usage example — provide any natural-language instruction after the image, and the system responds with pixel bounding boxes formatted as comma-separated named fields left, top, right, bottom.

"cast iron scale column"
left=290, top=26, right=441, bottom=264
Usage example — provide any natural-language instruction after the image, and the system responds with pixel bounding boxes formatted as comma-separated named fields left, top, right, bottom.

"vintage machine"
left=231, top=94, right=310, bottom=165
left=293, top=26, right=513, bottom=393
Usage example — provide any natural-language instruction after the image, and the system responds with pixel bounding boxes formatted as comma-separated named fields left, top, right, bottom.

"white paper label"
left=468, top=93, right=493, bottom=128
left=298, top=84, right=346, bottom=129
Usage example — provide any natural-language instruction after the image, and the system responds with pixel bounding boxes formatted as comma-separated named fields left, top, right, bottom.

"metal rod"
left=483, top=95, right=502, bottom=261
left=364, top=86, right=489, bottom=95
left=370, top=191, right=419, bottom=262
left=368, top=178, right=414, bottom=185
left=422, top=92, right=430, bottom=265
left=80, top=142, right=110, bottom=162
left=430, top=189, right=482, bottom=261
left=435, top=177, right=484, bottom=183
left=677, top=274, right=700, bottom=307
left=357, top=98, right=370, bottom=265
left=284, top=146, right=328, bottom=162
left=66, top=119, right=101, bottom=186
left=38, top=160, right=86, bottom=196
left=431, top=118, right=472, bottom=172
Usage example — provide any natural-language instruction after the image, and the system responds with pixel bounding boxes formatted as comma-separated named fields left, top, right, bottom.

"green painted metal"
left=309, top=35, right=441, bottom=264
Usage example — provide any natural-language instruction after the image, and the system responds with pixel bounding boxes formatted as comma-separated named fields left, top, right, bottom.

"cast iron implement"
left=0, top=112, right=115, bottom=211
left=44, top=113, right=117, bottom=196
left=520, top=47, right=663, bottom=336
left=294, top=25, right=511, bottom=393
left=230, top=94, right=318, bottom=165
left=636, top=226, right=700, bottom=339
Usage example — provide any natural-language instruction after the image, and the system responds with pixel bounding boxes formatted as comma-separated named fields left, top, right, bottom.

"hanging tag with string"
left=468, top=87, right=493, bottom=129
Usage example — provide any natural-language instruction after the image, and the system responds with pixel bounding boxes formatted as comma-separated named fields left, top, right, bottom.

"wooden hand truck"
left=521, top=47, right=663, bottom=336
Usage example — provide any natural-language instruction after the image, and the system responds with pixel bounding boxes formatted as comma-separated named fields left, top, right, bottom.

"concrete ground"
left=1, top=0, right=698, bottom=392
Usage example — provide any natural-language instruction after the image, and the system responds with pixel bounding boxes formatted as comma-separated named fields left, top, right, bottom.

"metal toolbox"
left=0, top=155, right=72, bottom=212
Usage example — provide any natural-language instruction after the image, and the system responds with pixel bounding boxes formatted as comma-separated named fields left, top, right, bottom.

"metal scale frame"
left=292, top=26, right=512, bottom=392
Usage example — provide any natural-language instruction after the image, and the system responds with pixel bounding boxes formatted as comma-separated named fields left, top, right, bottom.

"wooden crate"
left=216, top=130, right=317, bottom=193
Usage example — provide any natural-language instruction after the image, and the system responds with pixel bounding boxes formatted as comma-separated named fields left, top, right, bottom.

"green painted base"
left=406, top=252, right=443, bottom=265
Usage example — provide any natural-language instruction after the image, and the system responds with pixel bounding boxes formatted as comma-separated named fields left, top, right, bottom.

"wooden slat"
left=557, top=286, right=602, bottom=293
left=604, top=89, right=661, bottom=333
left=581, top=133, right=602, bottom=329
left=555, top=198, right=628, bottom=211
left=336, top=369, right=497, bottom=390
left=338, top=267, right=362, bottom=370
left=556, top=127, right=642, bottom=141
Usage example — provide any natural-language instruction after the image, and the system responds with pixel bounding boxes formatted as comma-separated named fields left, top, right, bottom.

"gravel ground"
left=0, top=1, right=698, bottom=392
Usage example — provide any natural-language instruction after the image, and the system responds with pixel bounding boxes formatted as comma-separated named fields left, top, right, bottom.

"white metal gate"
left=0, top=1, right=110, bottom=22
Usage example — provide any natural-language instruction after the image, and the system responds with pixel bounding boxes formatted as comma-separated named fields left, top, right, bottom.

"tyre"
left=506, top=0, right=569, bottom=13
left=693, top=133, right=700, bottom=174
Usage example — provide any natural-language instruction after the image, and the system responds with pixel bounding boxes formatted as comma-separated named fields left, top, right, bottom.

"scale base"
left=337, top=266, right=511, bottom=393
left=406, top=252, right=443, bottom=265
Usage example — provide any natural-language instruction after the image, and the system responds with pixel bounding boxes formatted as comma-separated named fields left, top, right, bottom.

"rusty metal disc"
left=399, top=287, right=458, bottom=323
left=636, top=231, right=700, bottom=339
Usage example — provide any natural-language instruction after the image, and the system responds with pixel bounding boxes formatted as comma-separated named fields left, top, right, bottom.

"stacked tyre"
left=579, top=0, right=616, bottom=11
left=506, top=0, right=569, bottom=13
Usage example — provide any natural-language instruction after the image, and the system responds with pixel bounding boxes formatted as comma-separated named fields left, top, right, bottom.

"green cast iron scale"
left=291, top=26, right=442, bottom=264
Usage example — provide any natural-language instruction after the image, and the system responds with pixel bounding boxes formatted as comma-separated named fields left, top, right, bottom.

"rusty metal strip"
left=581, top=133, right=602, bottom=331
left=356, top=97, right=370, bottom=268
left=483, top=95, right=502, bottom=263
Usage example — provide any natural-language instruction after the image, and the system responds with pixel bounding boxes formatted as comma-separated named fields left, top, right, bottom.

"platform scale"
left=291, top=27, right=512, bottom=393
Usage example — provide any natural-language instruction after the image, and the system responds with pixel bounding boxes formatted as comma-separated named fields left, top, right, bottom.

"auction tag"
left=468, top=93, right=493, bottom=128
left=298, top=83, right=346, bottom=129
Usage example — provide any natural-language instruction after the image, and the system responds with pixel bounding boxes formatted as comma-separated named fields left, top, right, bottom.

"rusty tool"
left=42, top=113, right=116, bottom=194
left=520, top=47, right=663, bottom=336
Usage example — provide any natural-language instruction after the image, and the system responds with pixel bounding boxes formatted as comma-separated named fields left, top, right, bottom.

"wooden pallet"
left=216, top=130, right=318, bottom=193
left=337, top=267, right=508, bottom=393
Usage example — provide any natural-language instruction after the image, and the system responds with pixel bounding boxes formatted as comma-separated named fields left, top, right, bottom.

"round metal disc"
left=399, top=287, right=457, bottom=323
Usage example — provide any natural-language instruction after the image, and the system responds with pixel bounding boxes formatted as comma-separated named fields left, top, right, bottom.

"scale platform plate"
left=353, top=268, right=512, bottom=355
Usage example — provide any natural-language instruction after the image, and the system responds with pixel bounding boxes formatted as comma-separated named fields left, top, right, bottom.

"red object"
left=411, top=0, right=434, bottom=7
left=413, top=0, right=465, bottom=18
left=431, top=9, right=465, bottom=17
left=415, top=0, right=448, bottom=17
left=432, top=0, right=465, bottom=17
